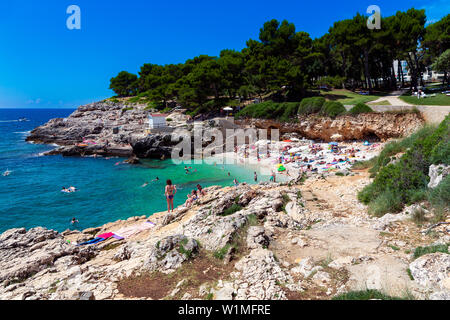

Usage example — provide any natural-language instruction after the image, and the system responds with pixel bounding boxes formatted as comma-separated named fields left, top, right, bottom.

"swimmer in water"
left=142, top=182, right=149, bottom=187
left=152, top=177, right=159, bottom=182
left=71, top=217, right=79, bottom=224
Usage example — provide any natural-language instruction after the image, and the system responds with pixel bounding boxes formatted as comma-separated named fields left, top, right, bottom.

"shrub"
left=366, top=189, right=403, bottom=217
left=413, top=244, right=449, bottom=259
left=332, top=289, right=404, bottom=300
left=428, top=115, right=450, bottom=165
left=358, top=116, right=449, bottom=217
left=368, top=125, right=436, bottom=175
left=222, top=203, right=243, bottom=216
left=298, top=97, right=325, bottom=115
left=428, top=175, right=450, bottom=210
left=235, top=101, right=299, bottom=121
left=213, top=244, right=231, bottom=260
left=321, top=101, right=346, bottom=118
left=349, top=103, right=373, bottom=115
left=411, top=207, right=428, bottom=225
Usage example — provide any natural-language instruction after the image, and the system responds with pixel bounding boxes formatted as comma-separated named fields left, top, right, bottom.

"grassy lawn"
left=399, top=93, right=450, bottom=106
left=318, top=89, right=387, bottom=105
left=368, top=100, right=391, bottom=105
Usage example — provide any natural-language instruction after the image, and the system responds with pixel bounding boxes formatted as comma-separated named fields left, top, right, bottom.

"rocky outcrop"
left=409, top=253, right=450, bottom=294
left=0, top=169, right=447, bottom=300
left=144, top=235, right=199, bottom=273
left=428, top=164, right=449, bottom=189
left=0, top=227, right=97, bottom=285
left=214, top=248, right=297, bottom=300
left=236, top=112, right=424, bottom=142
left=26, top=101, right=183, bottom=159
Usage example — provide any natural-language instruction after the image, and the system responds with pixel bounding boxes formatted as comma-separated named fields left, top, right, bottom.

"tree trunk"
left=364, top=49, right=372, bottom=94
left=341, top=52, right=347, bottom=90
left=391, top=62, right=397, bottom=90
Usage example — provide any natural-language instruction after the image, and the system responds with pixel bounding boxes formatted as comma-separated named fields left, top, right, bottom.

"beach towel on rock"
left=97, top=232, right=114, bottom=239
left=76, top=237, right=105, bottom=246
left=113, top=221, right=155, bottom=239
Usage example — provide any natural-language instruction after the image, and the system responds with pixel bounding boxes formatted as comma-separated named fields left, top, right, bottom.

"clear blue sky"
left=0, top=0, right=448, bottom=108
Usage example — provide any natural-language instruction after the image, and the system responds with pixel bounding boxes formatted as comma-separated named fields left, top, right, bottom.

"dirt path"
left=270, top=171, right=435, bottom=298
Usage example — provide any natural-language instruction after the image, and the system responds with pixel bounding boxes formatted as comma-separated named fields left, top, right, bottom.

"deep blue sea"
left=0, top=109, right=273, bottom=233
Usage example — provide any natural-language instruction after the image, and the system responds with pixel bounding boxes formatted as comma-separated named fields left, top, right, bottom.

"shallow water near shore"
left=0, top=109, right=276, bottom=233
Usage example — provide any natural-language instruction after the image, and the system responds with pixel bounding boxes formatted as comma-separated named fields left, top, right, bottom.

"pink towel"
left=97, top=232, right=114, bottom=239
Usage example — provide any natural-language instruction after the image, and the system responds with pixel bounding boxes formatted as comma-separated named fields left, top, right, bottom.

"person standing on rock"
left=165, top=179, right=177, bottom=213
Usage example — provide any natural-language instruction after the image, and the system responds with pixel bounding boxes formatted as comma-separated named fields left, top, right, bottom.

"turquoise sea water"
left=0, top=109, right=273, bottom=233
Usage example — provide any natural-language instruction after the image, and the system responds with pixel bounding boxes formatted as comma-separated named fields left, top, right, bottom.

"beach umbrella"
left=223, top=107, right=233, bottom=111
left=289, top=147, right=302, bottom=153
left=329, top=142, right=338, bottom=146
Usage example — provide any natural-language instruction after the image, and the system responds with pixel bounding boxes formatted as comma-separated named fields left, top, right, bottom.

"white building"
left=148, top=114, right=167, bottom=129
left=394, top=59, right=444, bottom=83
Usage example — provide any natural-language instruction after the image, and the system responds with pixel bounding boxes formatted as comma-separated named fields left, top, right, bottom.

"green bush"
left=349, top=102, right=373, bottom=115
left=298, top=97, right=325, bottom=115
left=368, top=125, right=437, bottom=175
left=235, top=101, right=299, bottom=121
left=365, top=189, right=403, bottom=217
left=358, top=115, right=450, bottom=217
left=321, top=101, right=346, bottom=118
left=332, top=289, right=404, bottom=300
left=428, top=115, right=450, bottom=165
left=222, top=203, right=243, bottom=216
left=413, top=244, right=449, bottom=259
left=428, top=175, right=450, bottom=210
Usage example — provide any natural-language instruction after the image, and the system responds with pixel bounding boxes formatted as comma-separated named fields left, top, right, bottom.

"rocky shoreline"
left=4, top=100, right=447, bottom=300
left=1, top=167, right=448, bottom=300
left=26, top=101, right=425, bottom=160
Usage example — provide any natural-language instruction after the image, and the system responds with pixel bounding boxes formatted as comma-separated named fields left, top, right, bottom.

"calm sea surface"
left=0, top=108, right=273, bottom=232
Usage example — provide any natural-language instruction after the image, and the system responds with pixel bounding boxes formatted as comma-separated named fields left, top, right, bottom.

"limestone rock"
left=428, top=164, right=449, bottom=189
left=409, top=253, right=450, bottom=291
left=0, top=227, right=97, bottom=284
left=246, top=226, right=270, bottom=249
left=144, top=235, right=198, bottom=272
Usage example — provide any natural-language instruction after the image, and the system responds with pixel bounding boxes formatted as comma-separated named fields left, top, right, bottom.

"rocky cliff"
left=26, top=101, right=184, bottom=159
left=236, top=112, right=425, bottom=142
